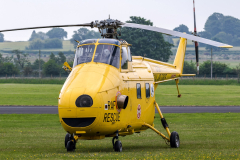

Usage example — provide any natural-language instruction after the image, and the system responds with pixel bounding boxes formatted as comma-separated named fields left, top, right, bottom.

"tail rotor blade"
left=195, top=41, right=199, bottom=74
left=193, top=0, right=199, bottom=74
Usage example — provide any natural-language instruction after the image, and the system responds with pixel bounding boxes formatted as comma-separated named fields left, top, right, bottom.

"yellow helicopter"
left=0, top=18, right=232, bottom=152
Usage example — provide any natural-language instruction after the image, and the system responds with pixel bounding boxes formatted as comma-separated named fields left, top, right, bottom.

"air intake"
left=62, top=118, right=95, bottom=127
left=75, top=95, right=93, bottom=107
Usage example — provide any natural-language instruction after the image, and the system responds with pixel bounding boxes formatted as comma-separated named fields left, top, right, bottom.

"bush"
left=43, top=59, right=60, bottom=76
left=0, top=63, right=19, bottom=76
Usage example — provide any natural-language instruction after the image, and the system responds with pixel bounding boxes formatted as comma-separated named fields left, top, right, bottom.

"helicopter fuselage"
left=58, top=38, right=186, bottom=140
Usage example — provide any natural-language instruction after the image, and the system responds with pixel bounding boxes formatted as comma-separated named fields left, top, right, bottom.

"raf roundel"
left=137, top=104, right=141, bottom=119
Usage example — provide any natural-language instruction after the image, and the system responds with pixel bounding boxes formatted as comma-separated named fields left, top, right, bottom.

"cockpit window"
left=98, top=39, right=120, bottom=46
left=73, top=45, right=95, bottom=67
left=121, top=47, right=128, bottom=69
left=127, top=47, right=132, bottom=62
left=94, top=44, right=120, bottom=69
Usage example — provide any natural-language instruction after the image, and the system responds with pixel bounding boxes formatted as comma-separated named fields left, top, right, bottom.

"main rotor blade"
left=122, top=23, right=233, bottom=48
left=0, top=23, right=91, bottom=32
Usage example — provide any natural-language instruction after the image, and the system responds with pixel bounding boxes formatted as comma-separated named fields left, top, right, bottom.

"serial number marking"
left=103, top=113, right=120, bottom=122
left=154, top=74, right=167, bottom=81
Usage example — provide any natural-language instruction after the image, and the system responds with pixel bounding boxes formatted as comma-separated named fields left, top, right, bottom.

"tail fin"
left=173, top=37, right=187, bottom=74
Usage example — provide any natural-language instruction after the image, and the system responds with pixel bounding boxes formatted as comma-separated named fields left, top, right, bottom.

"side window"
left=121, top=47, right=128, bottom=69
left=136, top=83, right=141, bottom=99
left=127, top=47, right=132, bottom=62
left=145, top=83, right=150, bottom=98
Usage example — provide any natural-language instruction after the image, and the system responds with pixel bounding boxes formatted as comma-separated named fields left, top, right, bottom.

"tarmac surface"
left=1, top=106, right=240, bottom=114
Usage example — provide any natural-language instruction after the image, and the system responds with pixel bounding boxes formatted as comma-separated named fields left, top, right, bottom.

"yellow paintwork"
left=58, top=37, right=188, bottom=141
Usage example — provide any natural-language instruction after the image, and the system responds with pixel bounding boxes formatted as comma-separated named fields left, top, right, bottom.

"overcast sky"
left=1, top=0, right=239, bottom=41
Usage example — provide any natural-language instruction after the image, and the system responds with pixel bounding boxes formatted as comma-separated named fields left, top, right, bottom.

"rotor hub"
left=91, top=19, right=124, bottom=38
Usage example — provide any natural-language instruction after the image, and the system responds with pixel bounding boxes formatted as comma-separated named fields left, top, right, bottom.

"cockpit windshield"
left=73, top=45, right=95, bottom=67
left=73, top=39, right=121, bottom=69
left=94, top=45, right=120, bottom=69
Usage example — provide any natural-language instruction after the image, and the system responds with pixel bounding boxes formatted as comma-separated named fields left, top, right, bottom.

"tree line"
left=0, top=50, right=71, bottom=77
left=183, top=61, right=240, bottom=76
left=173, top=12, right=240, bottom=48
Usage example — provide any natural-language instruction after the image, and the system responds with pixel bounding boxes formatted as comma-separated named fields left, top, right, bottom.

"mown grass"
left=156, top=85, right=240, bottom=106
left=0, top=78, right=66, bottom=84
left=0, top=78, right=239, bottom=85
left=0, top=113, right=239, bottom=159
left=0, top=84, right=61, bottom=105
left=0, top=84, right=240, bottom=106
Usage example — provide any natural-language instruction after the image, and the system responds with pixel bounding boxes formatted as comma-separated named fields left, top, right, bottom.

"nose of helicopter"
left=58, top=63, right=120, bottom=130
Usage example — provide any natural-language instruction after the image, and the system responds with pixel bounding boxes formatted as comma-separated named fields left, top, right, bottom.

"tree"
left=28, top=38, right=44, bottom=50
left=120, top=16, right=173, bottom=62
left=44, top=38, right=62, bottom=49
left=0, top=62, right=19, bottom=76
left=70, top=28, right=101, bottom=48
left=173, top=24, right=190, bottom=34
left=204, top=13, right=224, bottom=37
left=43, top=59, right=60, bottom=76
left=27, top=38, right=62, bottom=49
left=23, top=66, right=33, bottom=76
left=57, top=52, right=66, bottom=64
left=199, top=61, right=234, bottom=75
left=32, top=59, right=45, bottom=70
left=183, top=61, right=196, bottom=74
left=12, top=50, right=29, bottom=69
left=29, top=30, right=49, bottom=41
left=222, top=16, right=240, bottom=37
left=0, top=53, right=13, bottom=63
left=46, top=28, right=67, bottom=39
left=213, top=32, right=233, bottom=45
left=49, top=53, right=56, bottom=62
left=0, top=33, right=4, bottom=42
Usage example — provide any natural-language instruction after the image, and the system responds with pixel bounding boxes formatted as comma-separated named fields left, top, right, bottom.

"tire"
left=114, top=140, right=122, bottom=152
left=65, top=133, right=71, bottom=148
left=66, top=140, right=75, bottom=152
left=170, top=131, right=180, bottom=148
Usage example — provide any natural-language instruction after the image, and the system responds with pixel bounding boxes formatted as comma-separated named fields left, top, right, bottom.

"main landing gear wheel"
left=170, top=131, right=180, bottom=148
left=112, top=131, right=122, bottom=152
left=66, top=140, right=75, bottom=152
left=114, top=140, right=122, bottom=152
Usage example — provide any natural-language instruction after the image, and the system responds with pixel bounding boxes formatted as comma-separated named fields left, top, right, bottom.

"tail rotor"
left=193, top=0, right=199, bottom=74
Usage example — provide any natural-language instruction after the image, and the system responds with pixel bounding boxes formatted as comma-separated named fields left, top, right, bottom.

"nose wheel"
left=65, top=133, right=76, bottom=152
left=112, top=131, right=122, bottom=152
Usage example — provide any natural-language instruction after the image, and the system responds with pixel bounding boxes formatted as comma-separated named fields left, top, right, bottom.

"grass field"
left=0, top=84, right=240, bottom=106
left=0, top=113, right=239, bottom=159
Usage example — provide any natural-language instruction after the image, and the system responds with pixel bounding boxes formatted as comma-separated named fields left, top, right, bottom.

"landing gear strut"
left=143, top=102, right=180, bottom=148
left=112, top=131, right=122, bottom=152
